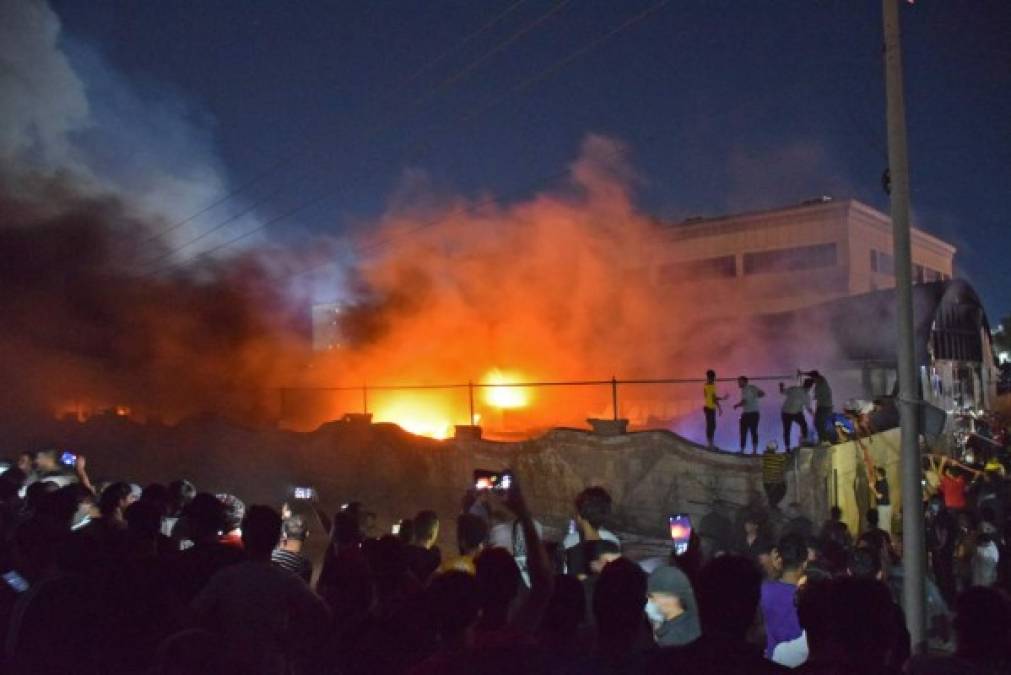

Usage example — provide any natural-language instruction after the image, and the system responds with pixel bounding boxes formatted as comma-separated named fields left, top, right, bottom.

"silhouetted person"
left=170, top=493, right=244, bottom=603
left=438, top=513, right=488, bottom=574
left=779, top=378, right=813, bottom=450
left=564, top=486, right=619, bottom=577
left=796, top=576, right=907, bottom=674
left=907, top=585, right=1011, bottom=674
left=192, top=504, right=330, bottom=675
left=799, top=370, right=833, bottom=443
left=4, top=516, right=101, bottom=675
left=582, top=556, right=653, bottom=672
left=733, top=376, right=765, bottom=454
left=535, top=574, right=587, bottom=662
left=409, top=571, right=481, bottom=675
left=819, top=506, right=852, bottom=549
left=703, top=369, right=727, bottom=448
left=404, top=509, right=441, bottom=583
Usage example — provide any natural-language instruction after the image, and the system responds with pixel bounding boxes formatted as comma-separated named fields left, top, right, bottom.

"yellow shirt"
left=438, top=554, right=476, bottom=576
left=704, top=383, right=718, bottom=409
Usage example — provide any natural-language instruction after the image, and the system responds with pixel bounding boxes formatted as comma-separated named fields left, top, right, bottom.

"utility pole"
left=882, top=0, right=926, bottom=653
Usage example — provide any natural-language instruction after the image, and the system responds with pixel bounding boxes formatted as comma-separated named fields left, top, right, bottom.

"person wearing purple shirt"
left=760, top=534, right=807, bottom=658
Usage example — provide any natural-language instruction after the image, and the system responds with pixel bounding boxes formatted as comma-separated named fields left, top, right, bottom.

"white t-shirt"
left=739, top=385, right=765, bottom=413
left=781, top=387, right=810, bottom=415
left=972, top=541, right=999, bottom=587
left=772, top=630, right=809, bottom=667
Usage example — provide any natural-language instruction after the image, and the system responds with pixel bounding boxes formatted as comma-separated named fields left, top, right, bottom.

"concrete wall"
left=15, top=416, right=833, bottom=549
left=825, top=428, right=903, bottom=536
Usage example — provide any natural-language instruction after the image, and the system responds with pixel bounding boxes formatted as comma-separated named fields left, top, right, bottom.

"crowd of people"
left=1, top=448, right=1011, bottom=674
left=703, top=369, right=889, bottom=455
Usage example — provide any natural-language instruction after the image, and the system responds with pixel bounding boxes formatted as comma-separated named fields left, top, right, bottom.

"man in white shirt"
left=779, top=379, right=813, bottom=451
left=733, top=376, right=766, bottom=455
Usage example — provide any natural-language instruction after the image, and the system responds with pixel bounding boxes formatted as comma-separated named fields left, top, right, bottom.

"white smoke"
left=0, top=0, right=261, bottom=259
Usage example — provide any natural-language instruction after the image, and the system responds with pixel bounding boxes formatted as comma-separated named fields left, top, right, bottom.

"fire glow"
left=482, top=369, right=531, bottom=410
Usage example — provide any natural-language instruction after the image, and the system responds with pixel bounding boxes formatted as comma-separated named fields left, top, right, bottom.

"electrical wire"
left=137, top=0, right=539, bottom=253
left=149, top=0, right=674, bottom=279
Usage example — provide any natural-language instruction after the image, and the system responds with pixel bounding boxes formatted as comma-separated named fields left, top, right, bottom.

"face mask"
left=645, top=598, right=664, bottom=625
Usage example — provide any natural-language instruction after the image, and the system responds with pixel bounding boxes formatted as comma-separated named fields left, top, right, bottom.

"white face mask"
left=645, top=598, right=665, bottom=626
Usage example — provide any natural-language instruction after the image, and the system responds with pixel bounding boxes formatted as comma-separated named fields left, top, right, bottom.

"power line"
left=136, top=1, right=537, bottom=252
left=417, top=0, right=574, bottom=104
left=151, top=0, right=673, bottom=278
left=402, top=0, right=531, bottom=84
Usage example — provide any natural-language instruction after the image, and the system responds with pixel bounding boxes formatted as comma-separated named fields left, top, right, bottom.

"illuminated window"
left=742, top=243, right=837, bottom=275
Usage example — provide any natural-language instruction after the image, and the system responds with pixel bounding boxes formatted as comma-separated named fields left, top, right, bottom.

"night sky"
left=50, top=0, right=1010, bottom=319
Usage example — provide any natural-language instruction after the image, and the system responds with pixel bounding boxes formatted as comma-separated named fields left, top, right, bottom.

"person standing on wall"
left=874, top=467, right=892, bottom=536
left=799, top=370, right=833, bottom=444
left=733, top=376, right=765, bottom=455
left=703, top=369, right=727, bottom=449
left=779, top=379, right=813, bottom=451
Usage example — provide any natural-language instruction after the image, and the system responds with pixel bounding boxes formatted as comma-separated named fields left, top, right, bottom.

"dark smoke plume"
left=0, top=171, right=306, bottom=426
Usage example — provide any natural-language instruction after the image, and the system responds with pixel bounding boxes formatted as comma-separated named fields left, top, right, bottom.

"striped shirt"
left=762, top=452, right=788, bottom=483
left=270, top=548, right=312, bottom=583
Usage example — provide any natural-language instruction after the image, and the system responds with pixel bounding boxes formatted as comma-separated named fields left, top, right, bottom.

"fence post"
left=468, top=381, right=475, bottom=426
left=611, top=376, right=619, bottom=421
left=362, top=384, right=368, bottom=415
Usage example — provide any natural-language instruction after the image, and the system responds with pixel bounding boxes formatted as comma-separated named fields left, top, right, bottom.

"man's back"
left=271, top=547, right=312, bottom=583
left=172, top=541, right=245, bottom=602
left=782, top=387, right=809, bottom=414
left=812, top=377, right=832, bottom=408
left=192, top=560, right=329, bottom=675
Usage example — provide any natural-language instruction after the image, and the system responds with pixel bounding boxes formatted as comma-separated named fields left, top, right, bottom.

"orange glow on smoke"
left=482, top=369, right=531, bottom=409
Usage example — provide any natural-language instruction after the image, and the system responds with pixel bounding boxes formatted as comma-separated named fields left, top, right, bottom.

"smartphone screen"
left=60, top=451, right=77, bottom=467
left=473, top=469, right=498, bottom=490
left=474, top=469, right=512, bottom=491
left=292, top=486, right=315, bottom=500
left=669, top=513, right=692, bottom=555
left=3, top=571, right=29, bottom=593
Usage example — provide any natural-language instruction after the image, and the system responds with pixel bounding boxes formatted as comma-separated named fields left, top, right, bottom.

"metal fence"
left=278, top=373, right=795, bottom=432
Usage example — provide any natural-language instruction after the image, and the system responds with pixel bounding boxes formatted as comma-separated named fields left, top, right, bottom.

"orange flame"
left=482, top=369, right=531, bottom=409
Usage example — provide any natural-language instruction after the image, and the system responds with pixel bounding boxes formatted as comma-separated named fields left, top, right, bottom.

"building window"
left=742, top=243, right=837, bottom=275
left=914, top=264, right=925, bottom=283
left=924, top=267, right=942, bottom=282
left=871, top=249, right=895, bottom=276
left=660, top=255, right=736, bottom=283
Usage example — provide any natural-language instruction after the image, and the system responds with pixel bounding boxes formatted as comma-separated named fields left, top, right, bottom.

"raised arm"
left=73, top=455, right=97, bottom=499
left=504, top=474, right=553, bottom=627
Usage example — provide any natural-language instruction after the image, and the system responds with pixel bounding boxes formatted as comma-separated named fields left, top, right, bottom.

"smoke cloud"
left=1, top=1, right=856, bottom=450
left=0, top=1, right=307, bottom=426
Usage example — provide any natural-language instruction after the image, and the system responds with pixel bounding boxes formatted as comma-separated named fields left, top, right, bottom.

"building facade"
left=656, top=198, right=956, bottom=315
